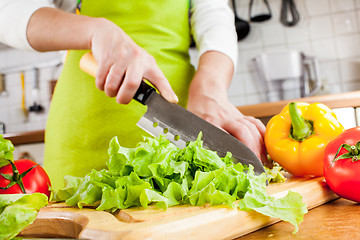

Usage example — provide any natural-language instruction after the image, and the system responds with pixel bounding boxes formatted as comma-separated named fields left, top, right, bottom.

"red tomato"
left=323, top=127, right=360, bottom=202
left=0, top=159, right=51, bottom=198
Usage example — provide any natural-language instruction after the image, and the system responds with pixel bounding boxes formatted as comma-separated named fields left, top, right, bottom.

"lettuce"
left=0, top=193, right=48, bottom=240
left=0, top=135, right=14, bottom=168
left=55, top=133, right=307, bottom=233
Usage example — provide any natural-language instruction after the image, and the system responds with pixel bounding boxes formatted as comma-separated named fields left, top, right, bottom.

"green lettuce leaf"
left=0, top=193, right=48, bottom=240
left=0, top=135, right=15, bottom=168
left=238, top=173, right=307, bottom=233
left=56, top=133, right=306, bottom=232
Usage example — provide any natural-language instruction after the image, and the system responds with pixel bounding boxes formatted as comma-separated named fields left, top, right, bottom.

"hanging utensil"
left=280, top=0, right=300, bottom=27
left=231, top=0, right=250, bottom=41
left=249, top=0, right=272, bottom=22
left=0, top=73, right=8, bottom=97
left=20, top=71, right=29, bottom=121
left=29, top=67, right=44, bottom=113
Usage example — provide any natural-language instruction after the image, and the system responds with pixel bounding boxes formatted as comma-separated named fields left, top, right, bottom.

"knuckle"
left=116, top=95, right=131, bottom=105
left=125, top=79, right=139, bottom=91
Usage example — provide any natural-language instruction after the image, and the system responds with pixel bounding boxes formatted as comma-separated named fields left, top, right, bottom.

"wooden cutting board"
left=20, top=175, right=338, bottom=240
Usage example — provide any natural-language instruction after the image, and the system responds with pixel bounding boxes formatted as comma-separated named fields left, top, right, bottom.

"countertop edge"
left=3, top=130, right=45, bottom=146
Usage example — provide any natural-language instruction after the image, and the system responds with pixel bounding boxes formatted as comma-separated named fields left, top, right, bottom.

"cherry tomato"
left=323, top=127, right=360, bottom=202
left=0, top=159, right=51, bottom=198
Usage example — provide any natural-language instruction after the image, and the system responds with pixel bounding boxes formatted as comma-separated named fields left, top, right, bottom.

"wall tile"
left=284, top=20, right=310, bottom=43
left=238, top=26, right=263, bottom=50
left=238, top=48, right=263, bottom=73
left=304, top=0, right=330, bottom=16
left=330, top=0, right=355, bottom=13
left=319, top=60, right=341, bottom=86
left=243, top=71, right=262, bottom=95
left=245, top=93, right=265, bottom=105
left=287, top=41, right=312, bottom=55
left=335, top=34, right=360, bottom=59
left=308, top=15, right=334, bottom=40
left=228, top=74, right=245, bottom=97
left=327, top=82, right=344, bottom=94
left=262, top=24, right=286, bottom=46
left=333, top=12, right=359, bottom=35
left=338, top=59, right=360, bottom=82
left=342, top=79, right=360, bottom=92
left=311, top=38, right=337, bottom=59
left=229, top=95, right=248, bottom=107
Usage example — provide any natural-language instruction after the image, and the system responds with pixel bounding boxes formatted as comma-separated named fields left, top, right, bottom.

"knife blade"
left=79, top=52, right=265, bottom=175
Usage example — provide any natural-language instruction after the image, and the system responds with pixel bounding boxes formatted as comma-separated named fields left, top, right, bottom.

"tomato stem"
left=289, top=102, right=314, bottom=141
left=332, top=142, right=360, bottom=164
left=0, top=159, right=38, bottom=193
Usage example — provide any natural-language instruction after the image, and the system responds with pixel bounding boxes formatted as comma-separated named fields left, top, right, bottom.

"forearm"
left=189, top=51, right=234, bottom=101
left=27, top=7, right=98, bottom=51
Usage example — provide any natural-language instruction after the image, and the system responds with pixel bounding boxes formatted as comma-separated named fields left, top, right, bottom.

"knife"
left=79, top=52, right=265, bottom=175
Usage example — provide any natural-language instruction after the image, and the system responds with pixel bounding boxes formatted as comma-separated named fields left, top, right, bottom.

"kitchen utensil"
left=252, top=50, right=322, bottom=102
left=79, top=52, right=265, bottom=175
left=0, top=122, right=5, bottom=134
left=20, top=71, right=29, bottom=120
left=280, top=0, right=300, bottom=26
left=249, top=0, right=272, bottom=22
left=29, top=68, right=44, bottom=113
left=20, top=176, right=338, bottom=240
left=231, top=0, right=250, bottom=41
left=0, top=73, right=5, bottom=94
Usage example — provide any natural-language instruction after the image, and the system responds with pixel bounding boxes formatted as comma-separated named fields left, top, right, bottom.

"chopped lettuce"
left=0, top=193, right=48, bottom=240
left=55, top=133, right=307, bottom=233
left=0, top=135, right=14, bottom=168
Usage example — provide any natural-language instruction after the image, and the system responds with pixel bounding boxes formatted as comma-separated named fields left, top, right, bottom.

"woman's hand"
left=89, top=18, right=178, bottom=104
left=26, top=7, right=177, bottom=104
left=187, top=51, right=267, bottom=162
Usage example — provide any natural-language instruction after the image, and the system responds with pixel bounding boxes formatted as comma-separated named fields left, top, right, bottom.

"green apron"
left=43, top=0, right=195, bottom=190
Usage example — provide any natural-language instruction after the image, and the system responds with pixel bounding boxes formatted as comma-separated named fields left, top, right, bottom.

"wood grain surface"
left=236, top=198, right=360, bottom=240
left=20, top=175, right=338, bottom=240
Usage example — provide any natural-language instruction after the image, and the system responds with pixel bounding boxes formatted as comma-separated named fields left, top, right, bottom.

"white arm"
left=190, top=0, right=238, bottom=69
left=0, top=0, right=76, bottom=50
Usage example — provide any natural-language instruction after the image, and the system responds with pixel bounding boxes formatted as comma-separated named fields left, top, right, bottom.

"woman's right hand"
left=89, top=18, right=178, bottom=104
left=26, top=8, right=177, bottom=104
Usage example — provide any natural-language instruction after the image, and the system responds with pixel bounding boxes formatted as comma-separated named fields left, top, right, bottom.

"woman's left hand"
left=187, top=90, right=266, bottom=163
left=187, top=51, right=267, bottom=163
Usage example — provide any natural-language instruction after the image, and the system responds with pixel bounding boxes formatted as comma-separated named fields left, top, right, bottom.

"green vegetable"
left=0, top=135, right=14, bottom=168
left=0, top=193, right=48, bottom=240
left=55, top=133, right=307, bottom=233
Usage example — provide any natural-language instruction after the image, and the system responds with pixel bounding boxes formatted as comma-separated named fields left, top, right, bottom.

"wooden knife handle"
left=79, top=52, right=97, bottom=78
left=79, top=52, right=155, bottom=105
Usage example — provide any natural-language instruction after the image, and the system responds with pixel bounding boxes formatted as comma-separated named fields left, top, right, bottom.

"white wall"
left=229, top=0, right=360, bottom=106
left=0, top=48, right=64, bottom=133
left=191, top=0, right=360, bottom=106
left=0, top=0, right=360, bottom=134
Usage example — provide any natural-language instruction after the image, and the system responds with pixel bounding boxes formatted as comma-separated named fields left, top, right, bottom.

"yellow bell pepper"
left=265, top=102, right=344, bottom=177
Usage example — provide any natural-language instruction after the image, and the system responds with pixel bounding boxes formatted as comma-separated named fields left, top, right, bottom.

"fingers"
left=116, top=62, right=142, bottom=104
left=223, top=118, right=265, bottom=159
left=94, top=53, right=177, bottom=104
left=244, top=116, right=266, bottom=136
left=143, top=60, right=178, bottom=103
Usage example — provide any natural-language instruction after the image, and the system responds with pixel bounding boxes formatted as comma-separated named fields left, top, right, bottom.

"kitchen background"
left=0, top=0, right=360, bottom=135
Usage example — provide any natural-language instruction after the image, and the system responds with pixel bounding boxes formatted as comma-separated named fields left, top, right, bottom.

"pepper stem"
left=289, top=102, right=314, bottom=141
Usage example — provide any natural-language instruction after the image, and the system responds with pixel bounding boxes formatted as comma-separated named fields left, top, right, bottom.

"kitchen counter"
left=236, top=198, right=360, bottom=240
